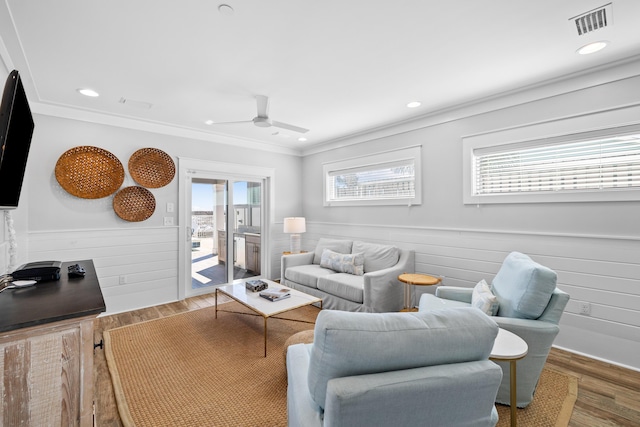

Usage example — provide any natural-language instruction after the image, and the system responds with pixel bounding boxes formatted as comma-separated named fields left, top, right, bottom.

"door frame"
left=177, top=157, right=275, bottom=300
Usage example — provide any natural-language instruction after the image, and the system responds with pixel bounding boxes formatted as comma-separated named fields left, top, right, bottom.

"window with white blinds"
left=324, top=146, right=421, bottom=206
left=465, top=127, right=640, bottom=204
left=475, top=134, right=640, bottom=194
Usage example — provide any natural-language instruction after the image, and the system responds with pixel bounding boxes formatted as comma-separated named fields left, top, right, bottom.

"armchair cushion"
left=492, top=252, right=557, bottom=319
left=352, top=240, right=399, bottom=273
left=313, top=238, right=353, bottom=264
left=307, top=307, right=498, bottom=409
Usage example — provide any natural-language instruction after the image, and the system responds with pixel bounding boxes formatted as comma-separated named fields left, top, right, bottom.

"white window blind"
left=474, top=134, right=640, bottom=195
left=323, top=146, right=421, bottom=206
left=328, top=161, right=415, bottom=201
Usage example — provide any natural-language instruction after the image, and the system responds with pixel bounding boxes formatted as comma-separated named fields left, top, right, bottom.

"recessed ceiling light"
left=576, top=41, right=608, bottom=55
left=204, top=120, right=215, bottom=125
left=77, top=88, right=99, bottom=97
left=406, top=101, right=421, bottom=108
left=298, top=137, right=307, bottom=142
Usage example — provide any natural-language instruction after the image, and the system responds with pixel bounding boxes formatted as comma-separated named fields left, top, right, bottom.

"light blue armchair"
left=419, top=252, right=570, bottom=408
left=286, top=308, right=503, bottom=427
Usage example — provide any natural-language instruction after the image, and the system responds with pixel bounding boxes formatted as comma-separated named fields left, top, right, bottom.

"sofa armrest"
left=362, top=249, right=414, bottom=312
left=281, top=252, right=315, bottom=278
left=435, top=286, right=473, bottom=303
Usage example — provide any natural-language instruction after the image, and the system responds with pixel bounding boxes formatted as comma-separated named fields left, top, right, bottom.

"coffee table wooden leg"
left=510, top=360, right=517, bottom=427
left=215, top=289, right=218, bottom=319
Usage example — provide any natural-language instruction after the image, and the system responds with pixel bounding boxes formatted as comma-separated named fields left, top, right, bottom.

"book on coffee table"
left=259, top=288, right=291, bottom=302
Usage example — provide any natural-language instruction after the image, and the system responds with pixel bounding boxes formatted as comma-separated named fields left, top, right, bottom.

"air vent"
left=570, top=3, right=612, bottom=36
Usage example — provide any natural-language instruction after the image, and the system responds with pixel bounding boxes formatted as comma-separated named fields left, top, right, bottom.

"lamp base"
left=289, top=234, right=301, bottom=254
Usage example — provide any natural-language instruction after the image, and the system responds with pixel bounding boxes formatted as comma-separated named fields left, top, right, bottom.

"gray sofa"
left=281, top=238, right=414, bottom=312
left=286, top=308, right=503, bottom=427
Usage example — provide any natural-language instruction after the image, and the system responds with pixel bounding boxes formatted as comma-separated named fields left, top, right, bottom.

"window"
left=464, top=122, right=640, bottom=204
left=324, top=146, right=421, bottom=206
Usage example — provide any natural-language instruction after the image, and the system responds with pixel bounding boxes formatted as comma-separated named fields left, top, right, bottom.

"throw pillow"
left=320, top=249, right=364, bottom=276
left=472, top=279, right=499, bottom=316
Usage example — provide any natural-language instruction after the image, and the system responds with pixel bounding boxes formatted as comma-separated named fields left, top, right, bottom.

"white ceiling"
left=1, top=1, right=640, bottom=153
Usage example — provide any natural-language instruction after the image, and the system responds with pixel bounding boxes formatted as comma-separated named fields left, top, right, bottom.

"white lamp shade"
left=283, top=217, right=306, bottom=234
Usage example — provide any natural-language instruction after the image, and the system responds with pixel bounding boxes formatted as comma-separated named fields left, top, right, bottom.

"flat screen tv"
left=0, top=70, right=34, bottom=209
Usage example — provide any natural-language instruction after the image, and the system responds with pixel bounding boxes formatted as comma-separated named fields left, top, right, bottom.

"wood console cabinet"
left=0, top=260, right=105, bottom=426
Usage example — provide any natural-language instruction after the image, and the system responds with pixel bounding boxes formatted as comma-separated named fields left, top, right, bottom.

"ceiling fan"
left=212, top=95, right=309, bottom=134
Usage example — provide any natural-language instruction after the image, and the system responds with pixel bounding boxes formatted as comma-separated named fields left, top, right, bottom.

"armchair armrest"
left=363, top=249, right=414, bottom=312
left=435, top=286, right=473, bottom=304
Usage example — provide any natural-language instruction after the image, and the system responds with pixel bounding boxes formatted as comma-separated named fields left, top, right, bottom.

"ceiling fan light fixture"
left=577, top=41, right=608, bottom=55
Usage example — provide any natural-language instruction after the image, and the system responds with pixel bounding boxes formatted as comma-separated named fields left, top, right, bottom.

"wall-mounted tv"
left=0, top=70, right=34, bottom=210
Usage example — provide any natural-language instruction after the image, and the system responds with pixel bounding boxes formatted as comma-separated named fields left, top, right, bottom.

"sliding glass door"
left=186, top=174, right=263, bottom=296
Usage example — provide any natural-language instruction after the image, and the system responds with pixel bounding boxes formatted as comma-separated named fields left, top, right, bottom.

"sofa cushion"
left=313, top=238, right=353, bottom=265
left=285, top=264, right=335, bottom=289
left=471, top=279, right=499, bottom=316
left=352, top=241, right=399, bottom=273
left=317, top=273, right=364, bottom=303
left=491, top=252, right=557, bottom=319
left=320, top=249, right=365, bottom=276
left=307, top=307, right=499, bottom=409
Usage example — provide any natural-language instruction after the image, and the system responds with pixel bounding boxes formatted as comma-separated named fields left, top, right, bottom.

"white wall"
left=25, top=114, right=301, bottom=313
left=298, top=61, right=640, bottom=371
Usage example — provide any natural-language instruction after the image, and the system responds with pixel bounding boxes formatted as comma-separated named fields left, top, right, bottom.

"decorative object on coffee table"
left=113, top=186, right=156, bottom=222
left=128, top=147, right=175, bottom=188
left=55, top=146, right=124, bottom=198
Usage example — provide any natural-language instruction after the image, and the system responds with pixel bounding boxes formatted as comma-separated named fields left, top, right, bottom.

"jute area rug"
left=496, top=367, right=578, bottom=427
left=104, top=301, right=320, bottom=427
left=105, top=302, right=577, bottom=427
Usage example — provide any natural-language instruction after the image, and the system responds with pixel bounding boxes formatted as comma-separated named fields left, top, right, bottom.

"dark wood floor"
left=93, top=294, right=640, bottom=427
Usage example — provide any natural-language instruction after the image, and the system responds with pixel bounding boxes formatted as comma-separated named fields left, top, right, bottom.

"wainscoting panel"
left=28, top=227, right=179, bottom=315
left=300, top=222, right=640, bottom=370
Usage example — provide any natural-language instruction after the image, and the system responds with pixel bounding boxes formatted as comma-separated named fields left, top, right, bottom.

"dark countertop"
left=0, top=259, right=106, bottom=333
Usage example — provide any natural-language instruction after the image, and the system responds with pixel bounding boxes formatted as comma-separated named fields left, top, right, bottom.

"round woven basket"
left=113, top=186, right=156, bottom=222
left=55, top=146, right=125, bottom=199
left=128, top=148, right=175, bottom=188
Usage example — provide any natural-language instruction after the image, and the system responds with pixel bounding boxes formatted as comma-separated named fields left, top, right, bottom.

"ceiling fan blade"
left=271, top=120, right=309, bottom=134
left=209, top=120, right=252, bottom=125
left=256, top=95, right=269, bottom=118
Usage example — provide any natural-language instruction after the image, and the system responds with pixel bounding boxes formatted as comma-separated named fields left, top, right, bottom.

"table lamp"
left=283, top=217, right=306, bottom=254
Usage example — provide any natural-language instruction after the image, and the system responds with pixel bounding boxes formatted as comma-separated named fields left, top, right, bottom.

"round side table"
left=398, top=273, right=442, bottom=312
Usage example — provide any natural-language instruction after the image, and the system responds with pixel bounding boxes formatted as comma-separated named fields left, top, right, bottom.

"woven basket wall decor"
left=128, top=148, right=175, bottom=188
left=113, top=186, right=156, bottom=222
left=55, top=146, right=125, bottom=199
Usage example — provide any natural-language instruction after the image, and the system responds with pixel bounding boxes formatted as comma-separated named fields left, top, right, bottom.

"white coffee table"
left=490, top=328, right=528, bottom=427
left=215, top=280, right=322, bottom=357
